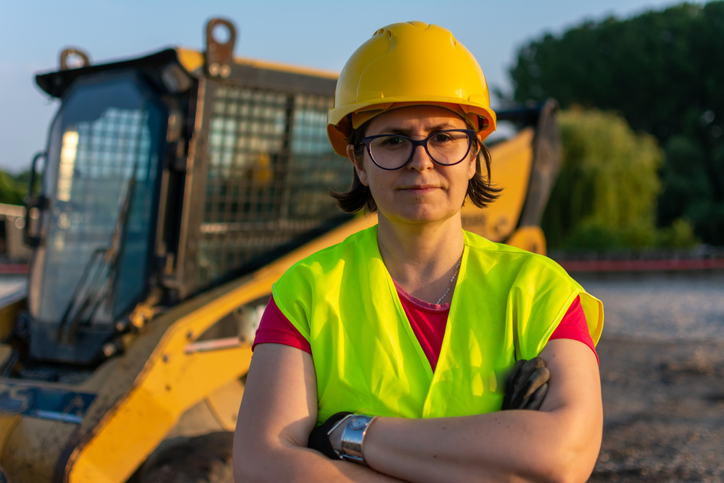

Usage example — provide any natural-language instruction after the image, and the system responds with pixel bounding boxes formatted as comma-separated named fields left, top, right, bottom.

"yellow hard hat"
left=327, top=21, right=497, bottom=157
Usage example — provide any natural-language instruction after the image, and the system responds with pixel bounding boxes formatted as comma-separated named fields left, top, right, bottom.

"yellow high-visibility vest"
left=273, top=226, right=603, bottom=424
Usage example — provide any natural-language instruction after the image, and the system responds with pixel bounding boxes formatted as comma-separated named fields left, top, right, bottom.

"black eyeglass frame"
left=358, top=129, right=478, bottom=171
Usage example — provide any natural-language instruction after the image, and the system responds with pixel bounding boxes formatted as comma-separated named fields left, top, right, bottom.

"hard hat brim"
left=327, top=98, right=497, bottom=157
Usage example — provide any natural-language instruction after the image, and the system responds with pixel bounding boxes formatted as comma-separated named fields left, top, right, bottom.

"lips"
left=400, top=184, right=438, bottom=191
left=400, top=184, right=439, bottom=193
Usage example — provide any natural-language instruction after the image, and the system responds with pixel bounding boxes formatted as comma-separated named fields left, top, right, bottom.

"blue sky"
left=0, top=0, right=703, bottom=172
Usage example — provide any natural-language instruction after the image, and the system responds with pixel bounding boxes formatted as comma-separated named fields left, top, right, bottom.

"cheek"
left=364, top=169, right=399, bottom=204
left=365, top=171, right=389, bottom=197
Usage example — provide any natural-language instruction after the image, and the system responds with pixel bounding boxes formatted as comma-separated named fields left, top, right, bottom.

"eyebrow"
left=376, top=122, right=460, bottom=136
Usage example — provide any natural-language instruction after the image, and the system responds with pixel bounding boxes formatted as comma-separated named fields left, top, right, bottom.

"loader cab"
left=26, top=54, right=189, bottom=366
left=19, top=20, right=350, bottom=370
left=29, top=72, right=170, bottom=363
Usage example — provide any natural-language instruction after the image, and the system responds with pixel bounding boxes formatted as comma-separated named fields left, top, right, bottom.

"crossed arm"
left=233, top=339, right=602, bottom=482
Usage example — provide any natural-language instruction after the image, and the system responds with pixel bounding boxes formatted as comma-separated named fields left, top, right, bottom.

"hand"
left=502, top=357, right=550, bottom=410
left=307, top=411, right=351, bottom=460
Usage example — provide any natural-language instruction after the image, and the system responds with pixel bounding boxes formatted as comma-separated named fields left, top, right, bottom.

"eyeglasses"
left=359, top=129, right=477, bottom=170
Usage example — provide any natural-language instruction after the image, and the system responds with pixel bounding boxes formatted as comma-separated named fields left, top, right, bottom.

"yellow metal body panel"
left=505, top=226, right=547, bottom=255
left=67, top=214, right=377, bottom=483
left=461, top=128, right=535, bottom=242
left=206, top=379, right=245, bottom=431
left=175, top=47, right=204, bottom=74
left=0, top=294, right=25, bottom=341
left=231, top=55, right=338, bottom=80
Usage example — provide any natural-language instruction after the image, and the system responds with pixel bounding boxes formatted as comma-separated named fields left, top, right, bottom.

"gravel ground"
left=573, top=271, right=724, bottom=482
left=577, top=271, right=724, bottom=342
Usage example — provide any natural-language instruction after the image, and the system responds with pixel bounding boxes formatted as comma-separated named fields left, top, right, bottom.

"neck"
left=377, top=213, right=465, bottom=303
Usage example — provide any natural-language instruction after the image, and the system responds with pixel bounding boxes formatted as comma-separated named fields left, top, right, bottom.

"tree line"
left=508, top=1, right=724, bottom=247
left=0, top=170, right=28, bottom=206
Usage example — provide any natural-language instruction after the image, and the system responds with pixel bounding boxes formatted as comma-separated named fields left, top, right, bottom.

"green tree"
left=542, top=109, right=665, bottom=249
left=0, top=170, right=26, bottom=205
left=509, top=2, right=724, bottom=244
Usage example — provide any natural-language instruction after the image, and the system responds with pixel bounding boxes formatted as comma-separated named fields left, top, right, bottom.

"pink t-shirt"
left=253, top=290, right=597, bottom=369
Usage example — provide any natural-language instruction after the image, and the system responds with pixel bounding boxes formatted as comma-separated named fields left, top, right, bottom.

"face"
left=349, top=105, right=478, bottom=226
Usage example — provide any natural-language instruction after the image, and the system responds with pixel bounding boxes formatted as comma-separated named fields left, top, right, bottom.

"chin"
left=382, top=207, right=458, bottom=225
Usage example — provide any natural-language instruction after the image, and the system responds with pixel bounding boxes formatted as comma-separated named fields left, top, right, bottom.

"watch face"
left=349, top=416, right=367, bottom=430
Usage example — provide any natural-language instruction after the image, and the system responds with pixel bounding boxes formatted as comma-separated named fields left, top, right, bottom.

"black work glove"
left=502, top=357, right=550, bottom=410
left=307, top=411, right=351, bottom=460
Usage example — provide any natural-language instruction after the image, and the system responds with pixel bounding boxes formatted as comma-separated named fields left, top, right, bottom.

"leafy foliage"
left=541, top=109, right=696, bottom=250
left=0, top=170, right=27, bottom=205
left=656, top=217, right=700, bottom=248
left=510, top=2, right=724, bottom=244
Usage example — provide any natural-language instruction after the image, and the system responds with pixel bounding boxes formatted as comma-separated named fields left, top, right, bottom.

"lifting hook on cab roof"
left=59, top=48, right=90, bottom=70
left=205, top=18, right=236, bottom=78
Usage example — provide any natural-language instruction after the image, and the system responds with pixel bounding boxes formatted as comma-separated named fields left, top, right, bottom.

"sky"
left=0, top=0, right=704, bottom=173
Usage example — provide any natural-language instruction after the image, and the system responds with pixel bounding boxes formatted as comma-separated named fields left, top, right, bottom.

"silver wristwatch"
left=329, top=414, right=378, bottom=465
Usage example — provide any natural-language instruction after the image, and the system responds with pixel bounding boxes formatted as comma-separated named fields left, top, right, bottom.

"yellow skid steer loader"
left=0, top=19, right=560, bottom=482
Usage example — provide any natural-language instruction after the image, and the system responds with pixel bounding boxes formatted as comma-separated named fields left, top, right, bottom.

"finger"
left=523, top=382, right=549, bottom=410
left=508, top=359, right=540, bottom=408
left=517, top=357, right=546, bottom=385
left=503, top=359, right=527, bottom=409
left=508, top=360, right=550, bottom=409
left=522, top=367, right=550, bottom=400
left=505, top=359, right=526, bottom=393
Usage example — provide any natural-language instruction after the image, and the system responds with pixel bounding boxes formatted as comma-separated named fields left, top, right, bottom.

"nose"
left=406, top=143, right=434, bottom=172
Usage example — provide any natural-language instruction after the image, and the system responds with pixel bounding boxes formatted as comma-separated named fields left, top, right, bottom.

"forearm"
left=362, top=340, right=602, bottom=483
left=234, top=344, right=406, bottom=482
left=234, top=438, right=406, bottom=482
left=363, top=409, right=587, bottom=483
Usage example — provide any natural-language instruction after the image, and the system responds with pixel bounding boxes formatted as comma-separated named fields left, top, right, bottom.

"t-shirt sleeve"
left=549, top=295, right=599, bottom=364
left=252, top=294, right=312, bottom=354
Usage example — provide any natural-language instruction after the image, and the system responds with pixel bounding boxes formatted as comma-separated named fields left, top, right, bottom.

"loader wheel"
left=138, top=432, right=234, bottom=483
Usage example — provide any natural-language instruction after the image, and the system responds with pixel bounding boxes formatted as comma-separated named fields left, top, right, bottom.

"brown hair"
left=331, top=118, right=502, bottom=213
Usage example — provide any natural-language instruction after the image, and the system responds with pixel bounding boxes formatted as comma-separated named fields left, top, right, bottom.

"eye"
left=429, top=132, right=455, bottom=145
left=379, top=135, right=407, bottom=147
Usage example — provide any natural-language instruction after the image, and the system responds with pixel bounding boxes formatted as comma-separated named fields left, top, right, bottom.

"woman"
left=234, top=21, right=603, bottom=482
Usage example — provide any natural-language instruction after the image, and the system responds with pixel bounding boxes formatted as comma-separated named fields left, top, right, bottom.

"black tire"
left=137, top=432, right=234, bottom=483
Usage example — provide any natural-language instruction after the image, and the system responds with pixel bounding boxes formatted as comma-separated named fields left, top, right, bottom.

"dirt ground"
left=590, top=336, right=724, bottom=482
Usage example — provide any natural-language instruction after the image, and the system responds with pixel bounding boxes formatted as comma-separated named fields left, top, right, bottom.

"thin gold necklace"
left=435, top=256, right=462, bottom=304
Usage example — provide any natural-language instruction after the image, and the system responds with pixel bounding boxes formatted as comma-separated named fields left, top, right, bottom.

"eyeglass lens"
left=366, top=130, right=473, bottom=170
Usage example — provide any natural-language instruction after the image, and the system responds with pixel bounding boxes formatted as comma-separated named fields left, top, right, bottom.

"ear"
left=347, top=144, right=369, bottom=187
left=467, top=145, right=479, bottom=180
